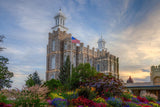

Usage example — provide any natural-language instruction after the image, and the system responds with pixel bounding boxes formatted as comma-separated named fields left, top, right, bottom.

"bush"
left=81, top=73, right=125, bottom=97
left=77, top=87, right=97, bottom=100
left=44, top=79, right=62, bottom=91
left=1, top=85, right=49, bottom=107
left=121, top=92, right=133, bottom=101
left=0, top=93, right=12, bottom=106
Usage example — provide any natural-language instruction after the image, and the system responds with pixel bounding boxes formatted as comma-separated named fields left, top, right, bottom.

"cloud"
left=141, top=69, right=150, bottom=72
left=1, top=0, right=160, bottom=89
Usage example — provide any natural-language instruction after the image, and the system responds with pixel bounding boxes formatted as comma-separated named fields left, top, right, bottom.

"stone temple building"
left=46, top=9, right=119, bottom=81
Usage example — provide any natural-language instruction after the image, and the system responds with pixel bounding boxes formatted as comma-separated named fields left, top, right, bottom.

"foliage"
left=0, top=56, right=14, bottom=90
left=77, top=87, right=97, bottom=100
left=44, top=79, right=62, bottom=91
left=71, top=96, right=95, bottom=106
left=81, top=73, right=125, bottom=97
left=25, top=71, right=42, bottom=87
left=61, top=91, right=78, bottom=100
left=121, top=92, right=133, bottom=101
left=107, top=97, right=123, bottom=107
left=124, top=102, right=139, bottom=107
left=70, top=63, right=97, bottom=89
left=59, top=55, right=70, bottom=85
left=1, top=85, right=49, bottom=107
left=0, top=35, right=5, bottom=51
left=0, top=93, right=13, bottom=105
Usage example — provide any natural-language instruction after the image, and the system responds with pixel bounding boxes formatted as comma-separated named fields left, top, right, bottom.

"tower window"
left=52, top=40, right=55, bottom=51
left=52, top=55, right=55, bottom=69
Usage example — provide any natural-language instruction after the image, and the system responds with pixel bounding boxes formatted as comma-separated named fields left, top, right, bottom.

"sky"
left=1, top=0, right=160, bottom=89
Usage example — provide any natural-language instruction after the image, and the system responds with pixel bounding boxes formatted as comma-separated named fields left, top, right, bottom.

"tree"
left=25, top=71, right=42, bottom=87
left=0, top=35, right=5, bottom=51
left=43, top=79, right=62, bottom=91
left=25, top=74, right=35, bottom=87
left=0, top=56, right=14, bottom=90
left=58, top=55, right=70, bottom=85
left=70, top=63, right=97, bottom=89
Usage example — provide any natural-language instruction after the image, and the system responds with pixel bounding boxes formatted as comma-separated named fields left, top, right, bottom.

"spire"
left=97, top=34, right=106, bottom=51
left=52, top=9, right=68, bottom=31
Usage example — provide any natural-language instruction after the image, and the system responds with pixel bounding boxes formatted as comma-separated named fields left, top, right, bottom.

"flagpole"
left=70, top=36, right=72, bottom=87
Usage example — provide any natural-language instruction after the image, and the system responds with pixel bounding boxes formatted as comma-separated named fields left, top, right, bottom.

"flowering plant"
left=49, top=92, right=64, bottom=99
left=137, top=96, right=149, bottom=103
left=93, top=97, right=106, bottom=104
left=71, top=96, right=95, bottom=106
left=51, top=98, right=67, bottom=107
left=107, top=97, right=122, bottom=107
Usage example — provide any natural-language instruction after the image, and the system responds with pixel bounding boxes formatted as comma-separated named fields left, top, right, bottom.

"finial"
left=101, top=33, right=102, bottom=39
left=59, top=8, right=61, bottom=11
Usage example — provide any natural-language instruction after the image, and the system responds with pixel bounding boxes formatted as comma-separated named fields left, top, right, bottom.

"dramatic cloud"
left=1, top=0, right=160, bottom=88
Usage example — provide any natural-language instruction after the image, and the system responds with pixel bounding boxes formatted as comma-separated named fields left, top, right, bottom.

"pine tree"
left=25, top=71, right=42, bottom=87
left=0, top=56, right=14, bottom=90
left=32, top=71, right=41, bottom=85
left=58, top=55, right=70, bottom=85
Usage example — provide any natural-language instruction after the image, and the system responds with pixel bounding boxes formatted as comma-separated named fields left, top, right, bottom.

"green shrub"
left=44, top=79, right=62, bottom=91
left=0, top=93, right=13, bottom=104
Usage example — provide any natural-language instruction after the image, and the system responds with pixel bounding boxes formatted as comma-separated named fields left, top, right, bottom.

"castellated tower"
left=151, top=65, right=160, bottom=85
left=46, top=10, right=119, bottom=81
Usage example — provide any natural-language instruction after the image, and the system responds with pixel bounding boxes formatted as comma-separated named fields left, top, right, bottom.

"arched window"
left=52, top=40, right=55, bottom=51
left=97, top=64, right=100, bottom=72
left=63, top=20, right=64, bottom=25
left=52, top=55, right=55, bottom=69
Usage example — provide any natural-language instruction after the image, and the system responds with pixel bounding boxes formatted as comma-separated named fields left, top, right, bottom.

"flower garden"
left=0, top=73, right=160, bottom=107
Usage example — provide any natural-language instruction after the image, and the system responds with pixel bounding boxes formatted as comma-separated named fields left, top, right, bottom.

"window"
left=52, top=40, right=55, bottom=51
left=112, top=63, right=114, bottom=72
left=51, top=74, right=55, bottom=79
left=64, top=42, right=67, bottom=50
left=97, top=64, right=100, bottom=72
left=52, top=55, right=55, bottom=69
left=73, top=55, right=76, bottom=67
left=64, top=55, right=67, bottom=62
left=90, top=59, right=92, bottom=66
left=84, top=57, right=86, bottom=63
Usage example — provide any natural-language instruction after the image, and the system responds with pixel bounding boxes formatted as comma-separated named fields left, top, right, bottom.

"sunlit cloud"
left=1, top=0, right=160, bottom=88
